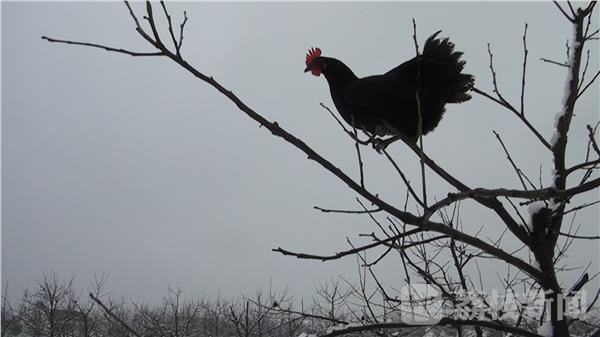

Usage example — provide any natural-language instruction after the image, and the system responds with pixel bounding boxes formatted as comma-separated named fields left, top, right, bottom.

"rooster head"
left=304, top=47, right=325, bottom=76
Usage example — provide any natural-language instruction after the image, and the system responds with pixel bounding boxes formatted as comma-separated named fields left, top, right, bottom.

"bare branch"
left=350, top=115, right=365, bottom=188
left=272, top=228, right=422, bottom=262
left=577, top=70, right=600, bottom=99
left=521, top=22, right=528, bottom=116
left=472, top=88, right=552, bottom=150
left=412, top=17, right=428, bottom=207
left=578, top=50, right=591, bottom=92
left=313, top=206, right=382, bottom=214
left=564, top=200, right=600, bottom=216
left=159, top=1, right=179, bottom=53
left=558, top=231, right=600, bottom=240
left=41, top=36, right=163, bottom=57
left=494, top=130, right=532, bottom=191
left=178, top=11, right=188, bottom=51
left=540, top=57, right=570, bottom=67
left=379, top=147, right=426, bottom=208
left=553, top=1, right=575, bottom=22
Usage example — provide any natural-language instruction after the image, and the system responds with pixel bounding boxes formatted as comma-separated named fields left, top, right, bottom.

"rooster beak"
left=304, top=66, right=311, bottom=73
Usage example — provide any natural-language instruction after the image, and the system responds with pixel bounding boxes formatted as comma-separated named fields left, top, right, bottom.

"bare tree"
left=1, top=285, right=22, bottom=337
left=225, top=286, right=294, bottom=337
left=202, top=293, right=228, bottom=337
left=42, top=2, right=599, bottom=337
left=132, top=286, right=204, bottom=337
left=71, top=272, right=109, bottom=337
left=19, top=272, right=80, bottom=337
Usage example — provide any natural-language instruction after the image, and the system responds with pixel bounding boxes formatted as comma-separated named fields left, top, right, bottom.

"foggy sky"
left=2, top=2, right=598, bottom=304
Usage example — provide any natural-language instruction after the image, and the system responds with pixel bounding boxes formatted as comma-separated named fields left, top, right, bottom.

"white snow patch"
left=550, top=22, right=580, bottom=149
left=537, top=320, right=553, bottom=337
left=325, top=323, right=360, bottom=334
left=526, top=201, right=546, bottom=233
left=297, top=333, right=317, bottom=337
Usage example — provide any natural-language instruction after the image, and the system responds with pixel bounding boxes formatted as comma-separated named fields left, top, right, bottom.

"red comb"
left=305, top=47, right=322, bottom=66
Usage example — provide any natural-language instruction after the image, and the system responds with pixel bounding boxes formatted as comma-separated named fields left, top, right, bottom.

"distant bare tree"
left=19, top=272, right=80, bottom=337
left=226, top=287, right=294, bottom=337
left=98, top=295, right=135, bottom=337
left=1, top=285, right=22, bottom=337
left=202, top=293, right=228, bottom=337
left=133, top=286, right=204, bottom=337
left=71, top=272, right=109, bottom=337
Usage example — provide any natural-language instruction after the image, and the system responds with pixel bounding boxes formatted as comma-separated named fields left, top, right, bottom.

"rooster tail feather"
left=422, top=31, right=474, bottom=104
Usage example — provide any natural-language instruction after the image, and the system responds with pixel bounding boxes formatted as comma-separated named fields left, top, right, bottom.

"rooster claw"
left=371, top=135, right=402, bottom=153
left=371, top=139, right=387, bottom=153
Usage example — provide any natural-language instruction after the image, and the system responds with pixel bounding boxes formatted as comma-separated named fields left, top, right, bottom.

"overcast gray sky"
left=2, top=2, right=598, bottom=304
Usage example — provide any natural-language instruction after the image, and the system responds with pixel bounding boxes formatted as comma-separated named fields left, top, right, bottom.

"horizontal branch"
left=41, top=36, right=163, bottom=57
left=558, top=232, right=600, bottom=240
left=566, top=158, right=600, bottom=174
left=481, top=178, right=600, bottom=199
left=273, top=228, right=422, bottom=261
left=424, top=178, right=600, bottom=222
left=313, top=206, right=382, bottom=214
left=540, top=57, right=569, bottom=67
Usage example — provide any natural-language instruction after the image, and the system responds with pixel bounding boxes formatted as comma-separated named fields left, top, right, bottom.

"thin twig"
left=380, top=146, right=426, bottom=208
left=553, top=1, right=575, bottom=22
left=41, top=36, right=163, bottom=57
left=351, top=115, right=365, bottom=188
left=272, top=228, right=422, bottom=262
left=412, top=18, right=427, bottom=207
left=159, top=1, right=179, bottom=53
left=472, top=88, right=552, bottom=150
left=586, top=28, right=599, bottom=41
left=178, top=11, right=188, bottom=53
left=577, top=70, right=600, bottom=100
left=558, top=232, right=600, bottom=240
left=320, top=103, right=370, bottom=145
left=540, top=58, right=569, bottom=67
left=520, top=23, right=528, bottom=116
left=313, top=206, right=382, bottom=214
left=145, top=1, right=163, bottom=47
left=587, top=124, right=600, bottom=156
left=487, top=43, right=511, bottom=107
left=567, top=1, right=577, bottom=18
left=493, top=131, right=531, bottom=191
left=563, top=200, right=600, bottom=215
left=578, top=49, right=591, bottom=92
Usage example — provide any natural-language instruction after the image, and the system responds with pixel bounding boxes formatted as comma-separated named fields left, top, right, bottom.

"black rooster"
left=304, top=31, right=474, bottom=143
